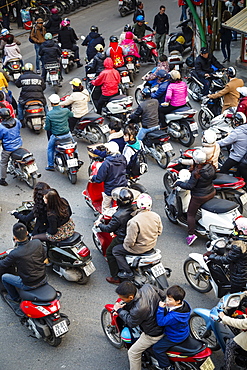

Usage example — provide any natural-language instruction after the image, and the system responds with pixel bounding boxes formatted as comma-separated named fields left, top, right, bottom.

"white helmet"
left=235, top=217, right=247, bottom=236
left=104, top=141, right=119, bottom=155
left=1, top=28, right=9, bottom=36
left=237, top=86, right=247, bottom=97
left=170, top=70, right=181, bottom=81
left=192, top=149, right=207, bottom=164
left=202, top=129, right=217, bottom=144
left=137, top=193, right=152, bottom=210
left=48, top=94, right=60, bottom=104
left=178, top=169, right=191, bottom=182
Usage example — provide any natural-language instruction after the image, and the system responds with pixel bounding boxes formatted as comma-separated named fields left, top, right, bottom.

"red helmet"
left=51, top=8, right=58, bottom=14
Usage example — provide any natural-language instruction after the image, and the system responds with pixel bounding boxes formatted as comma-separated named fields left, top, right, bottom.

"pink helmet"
left=61, top=19, right=69, bottom=27
left=51, top=8, right=58, bottom=14
left=235, top=216, right=247, bottom=235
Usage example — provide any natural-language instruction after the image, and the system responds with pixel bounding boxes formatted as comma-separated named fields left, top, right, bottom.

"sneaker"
left=0, top=179, right=8, bottom=186
left=222, top=58, right=228, bottom=63
left=5, top=294, right=21, bottom=303
left=118, top=271, right=134, bottom=279
left=77, top=63, right=83, bottom=68
left=186, top=234, right=197, bottom=246
left=45, top=166, right=55, bottom=171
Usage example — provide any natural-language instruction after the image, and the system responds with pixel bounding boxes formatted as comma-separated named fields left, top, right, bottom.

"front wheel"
left=68, top=169, right=77, bottom=184
left=135, top=88, right=142, bottom=105
left=163, top=171, right=177, bottom=193
left=183, top=258, right=212, bottom=293
left=86, top=125, right=107, bottom=144
left=189, top=313, right=220, bottom=351
left=154, top=144, right=169, bottom=169
left=101, top=308, right=124, bottom=349
left=198, top=109, right=213, bottom=130
left=188, top=81, right=202, bottom=102
left=178, top=121, right=195, bottom=147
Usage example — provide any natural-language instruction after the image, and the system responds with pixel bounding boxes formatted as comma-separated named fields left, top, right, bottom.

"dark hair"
left=222, top=10, right=232, bottom=22
left=160, top=5, right=165, bottom=10
left=189, top=161, right=215, bottom=179
left=43, top=188, right=70, bottom=219
left=6, top=35, right=14, bottom=44
left=13, top=222, right=27, bottom=241
left=159, top=54, right=167, bottom=62
left=108, top=121, right=122, bottom=132
left=33, top=182, right=50, bottom=218
left=115, top=281, right=137, bottom=297
left=137, top=1, right=143, bottom=7
left=0, top=91, right=5, bottom=101
left=124, top=123, right=138, bottom=138
left=73, top=85, right=84, bottom=92
left=166, top=285, right=185, bottom=302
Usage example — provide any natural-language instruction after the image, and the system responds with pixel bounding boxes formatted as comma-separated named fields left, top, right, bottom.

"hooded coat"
left=0, top=118, right=22, bottom=151
left=82, top=31, right=105, bottom=61
left=15, top=70, right=46, bottom=106
left=120, top=32, right=140, bottom=58
left=39, top=39, right=61, bottom=64
left=87, top=51, right=106, bottom=75
left=30, top=19, right=46, bottom=44
left=106, top=42, right=125, bottom=68
left=92, top=58, right=120, bottom=96
left=217, top=123, right=247, bottom=162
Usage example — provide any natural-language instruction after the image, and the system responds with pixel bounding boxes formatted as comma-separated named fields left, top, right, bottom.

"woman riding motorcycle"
left=58, top=19, right=83, bottom=68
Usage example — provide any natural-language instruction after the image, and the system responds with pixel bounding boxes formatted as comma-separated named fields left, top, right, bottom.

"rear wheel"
left=25, top=173, right=37, bottom=189
left=54, top=84, right=59, bottom=94
left=154, top=144, right=169, bottom=169
left=198, top=109, right=212, bottom=130
left=68, top=169, right=77, bottom=184
left=86, top=125, right=107, bottom=144
left=101, top=308, right=123, bottom=348
left=189, top=313, right=220, bottom=351
left=183, top=258, right=212, bottom=293
left=45, top=328, right=62, bottom=347
left=64, top=66, right=69, bottom=74
left=119, top=8, right=127, bottom=17
left=178, top=121, right=195, bottom=147
left=76, top=269, right=89, bottom=284
left=135, top=88, right=142, bottom=105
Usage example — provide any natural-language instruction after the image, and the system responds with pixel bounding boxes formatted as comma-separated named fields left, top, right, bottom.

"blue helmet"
left=142, top=87, right=151, bottom=98
left=136, top=15, right=144, bottom=22
left=156, top=69, right=167, bottom=79
left=121, top=327, right=132, bottom=343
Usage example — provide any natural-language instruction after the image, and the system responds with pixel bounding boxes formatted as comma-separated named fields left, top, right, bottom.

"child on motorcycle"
left=92, top=121, right=125, bottom=157
left=122, top=123, right=142, bottom=164
left=3, top=35, right=23, bottom=66
left=152, top=285, right=191, bottom=370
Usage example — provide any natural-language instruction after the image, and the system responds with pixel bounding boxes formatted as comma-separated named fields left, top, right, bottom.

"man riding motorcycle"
left=39, top=33, right=62, bottom=80
left=82, top=25, right=105, bottom=62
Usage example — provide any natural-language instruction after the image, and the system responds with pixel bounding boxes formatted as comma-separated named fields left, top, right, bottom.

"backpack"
left=127, top=147, right=148, bottom=177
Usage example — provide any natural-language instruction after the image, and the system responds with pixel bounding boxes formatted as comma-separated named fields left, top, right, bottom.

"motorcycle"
left=207, top=108, right=235, bottom=139
left=168, top=19, right=194, bottom=55
left=7, top=147, right=40, bottom=189
left=54, top=136, right=82, bottom=184
left=187, top=70, right=226, bottom=102
left=198, top=96, right=223, bottom=130
left=116, top=66, right=131, bottom=96
left=101, top=300, right=214, bottom=369
left=45, top=62, right=62, bottom=93
left=23, top=100, right=45, bottom=134
left=189, top=292, right=247, bottom=367
left=139, top=34, right=158, bottom=65
left=61, top=49, right=75, bottom=74
left=124, top=55, right=138, bottom=82
left=4, top=58, right=22, bottom=81
left=167, top=50, right=184, bottom=73
left=118, top=0, right=135, bottom=17
left=163, top=148, right=247, bottom=213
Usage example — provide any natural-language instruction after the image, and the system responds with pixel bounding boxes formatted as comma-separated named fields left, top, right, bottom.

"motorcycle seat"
left=19, top=283, right=57, bottom=303
left=146, top=129, right=168, bottom=139
left=109, top=94, right=128, bottom=101
left=11, top=147, right=30, bottom=160
left=25, top=100, right=43, bottom=106
left=169, top=336, right=205, bottom=355
left=172, top=106, right=196, bottom=114
left=201, top=198, right=239, bottom=213
left=80, top=112, right=103, bottom=120
left=213, top=173, right=239, bottom=185
left=7, top=58, right=21, bottom=62
left=53, top=232, right=81, bottom=246
left=128, top=249, right=155, bottom=257
left=56, top=137, right=73, bottom=145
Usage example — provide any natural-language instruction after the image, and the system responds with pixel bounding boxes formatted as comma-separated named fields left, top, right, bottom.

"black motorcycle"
left=118, top=0, right=135, bottom=17
left=167, top=19, right=193, bottom=54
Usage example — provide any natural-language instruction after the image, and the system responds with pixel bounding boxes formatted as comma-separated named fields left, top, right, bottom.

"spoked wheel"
left=135, top=88, right=143, bottom=105
left=183, top=258, right=212, bottom=293
left=101, top=308, right=123, bottom=349
left=86, top=125, right=107, bottom=144
left=68, top=169, right=77, bottom=184
left=189, top=313, right=220, bottom=351
left=178, top=121, right=195, bottom=147
left=198, top=110, right=213, bottom=130
left=189, top=81, right=202, bottom=102
left=154, top=144, right=169, bottom=169
left=163, top=171, right=177, bottom=193
left=92, top=232, right=102, bottom=253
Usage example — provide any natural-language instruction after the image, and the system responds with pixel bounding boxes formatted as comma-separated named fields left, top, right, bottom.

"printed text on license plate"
left=67, top=158, right=78, bottom=168
left=190, top=122, right=198, bottom=131
left=53, top=320, right=68, bottom=337
left=162, top=143, right=173, bottom=152
left=151, top=263, right=165, bottom=278
left=27, top=163, right=38, bottom=173
left=83, top=261, right=96, bottom=276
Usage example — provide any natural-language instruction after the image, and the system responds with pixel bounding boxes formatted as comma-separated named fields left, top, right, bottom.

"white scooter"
left=164, top=169, right=241, bottom=238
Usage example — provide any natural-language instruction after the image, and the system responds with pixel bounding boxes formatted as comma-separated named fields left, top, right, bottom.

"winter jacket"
left=220, top=24, right=232, bottom=42
left=13, top=209, right=48, bottom=235
left=15, top=70, right=46, bottom=106
left=117, top=284, right=166, bottom=337
left=165, top=81, right=188, bottom=106
left=176, top=163, right=216, bottom=197
left=123, top=209, right=163, bottom=254
left=92, top=58, right=120, bottom=96
left=106, top=43, right=125, bottom=68
left=153, top=12, right=169, bottom=35
left=45, top=14, right=62, bottom=35
left=87, top=51, right=106, bottom=75
left=0, top=118, right=22, bottom=151
left=120, top=32, right=140, bottom=58
left=3, top=43, right=22, bottom=65
left=93, top=131, right=125, bottom=158
left=222, top=311, right=247, bottom=351
left=82, top=31, right=105, bottom=61
left=45, top=105, right=73, bottom=135
left=195, top=54, right=223, bottom=79
left=91, top=153, right=127, bottom=195
left=237, top=96, right=247, bottom=117
left=209, top=240, right=247, bottom=287
left=0, top=238, right=46, bottom=287
left=129, top=97, right=159, bottom=128
left=0, top=71, right=8, bottom=89
left=133, top=23, right=153, bottom=40
left=156, top=301, right=191, bottom=342
left=58, top=27, right=78, bottom=49
left=30, top=23, right=46, bottom=44
left=133, top=8, right=145, bottom=23
left=210, top=78, right=244, bottom=112
left=98, top=205, right=133, bottom=242
left=46, top=198, right=72, bottom=235
left=39, top=39, right=61, bottom=64
left=151, top=80, right=170, bottom=104
left=217, top=124, right=247, bottom=162
left=122, top=139, right=141, bottom=164
left=59, top=90, right=89, bottom=118
left=0, top=35, right=21, bottom=51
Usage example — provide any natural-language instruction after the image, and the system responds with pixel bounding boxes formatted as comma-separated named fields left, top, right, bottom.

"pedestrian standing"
left=178, top=0, right=188, bottom=21
left=133, top=1, right=145, bottom=23
left=153, top=5, right=169, bottom=57
left=30, top=18, right=46, bottom=74
left=220, top=10, right=232, bottom=63
left=231, top=0, right=241, bottom=40
left=0, top=0, right=10, bottom=30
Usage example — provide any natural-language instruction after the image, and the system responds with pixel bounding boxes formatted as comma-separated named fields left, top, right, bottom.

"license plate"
left=14, top=73, right=21, bottom=79
left=83, top=261, right=96, bottom=276
left=200, top=357, right=215, bottom=370
left=100, top=124, right=110, bottom=133
left=50, top=74, right=58, bottom=81
left=53, top=320, right=68, bottom=337
left=240, top=192, right=247, bottom=205
left=151, top=262, right=166, bottom=278
left=190, top=122, right=198, bottom=131
left=67, top=158, right=78, bottom=168
left=26, top=163, right=38, bottom=173
left=122, top=76, right=130, bottom=83
left=127, top=63, right=134, bottom=70
left=119, top=0, right=123, bottom=4
left=162, top=142, right=173, bottom=152
left=62, top=59, right=68, bottom=65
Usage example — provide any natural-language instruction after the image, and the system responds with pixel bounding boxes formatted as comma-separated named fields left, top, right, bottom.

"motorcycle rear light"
left=126, top=57, right=133, bottom=61
left=65, top=148, right=75, bottom=154
left=125, top=103, right=133, bottom=107
left=13, top=64, right=19, bottom=69
left=187, top=114, right=195, bottom=118
left=78, top=246, right=90, bottom=258
left=159, top=136, right=170, bottom=142
left=170, top=58, right=180, bottom=62
left=26, top=160, right=35, bottom=165
left=62, top=52, right=69, bottom=56
left=26, top=108, right=43, bottom=113
left=50, top=71, right=57, bottom=74
left=121, top=71, right=128, bottom=77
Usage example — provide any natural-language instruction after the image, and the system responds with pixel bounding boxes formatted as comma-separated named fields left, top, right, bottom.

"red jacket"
left=92, top=58, right=120, bottom=96
left=237, top=96, right=247, bottom=117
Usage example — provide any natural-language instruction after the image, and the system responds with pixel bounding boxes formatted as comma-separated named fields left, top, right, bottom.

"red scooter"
left=101, top=299, right=214, bottom=368
left=139, top=34, right=158, bottom=64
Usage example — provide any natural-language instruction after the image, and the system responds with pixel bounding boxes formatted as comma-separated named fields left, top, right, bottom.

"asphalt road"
left=0, top=1, right=224, bottom=369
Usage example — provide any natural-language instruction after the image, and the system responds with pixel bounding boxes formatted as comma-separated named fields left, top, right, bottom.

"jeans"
left=137, top=125, right=160, bottom=140
left=155, top=33, right=166, bottom=56
left=152, top=335, right=179, bottom=367
left=47, top=132, right=73, bottom=167
left=221, top=39, right=231, bottom=61
left=180, top=4, right=188, bottom=21
left=34, top=43, right=42, bottom=71
left=18, top=102, right=48, bottom=122
left=1, top=273, right=46, bottom=301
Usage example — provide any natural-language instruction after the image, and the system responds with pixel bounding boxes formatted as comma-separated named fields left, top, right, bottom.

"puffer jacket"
left=217, top=124, right=247, bottom=162
left=129, top=97, right=159, bottom=128
left=15, top=70, right=46, bottom=106
left=0, top=118, right=22, bottom=151
left=91, top=153, right=127, bottom=195
left=82, top=31, right=105, bottom=61
left=209, top=240, right=247, bottom=287
left=58, top=26, right=78, bottom=49
left=195, top=54, right=223, bottom=79
left=39, top=39, right=61, bottom=64
left=201, top=142, right=220, bottom=169
left=237, top=96, right=247, bottom=117
left=59, top=90, right=89, bottom=118
left=176, top=163, right=216, bottom=197
left=165, top=81, right=188, bottom=106
left=92, top=58, right=120, bottom=96
left=98, top=205, right=133, bottom=242
left=45, top=14, right=62, bottom=35
left=87, top=51, right=106, bottom=75
left=117, top=284, right=166, bottom=336
left=45, top=105, right=73, bottom=135
left=151, top=80, right=170, bottom=104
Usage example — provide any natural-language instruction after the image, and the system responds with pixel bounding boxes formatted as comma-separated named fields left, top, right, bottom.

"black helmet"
left=0, top=108, right=11, bottom=119
left=142, top=87, right=151, bottom=98
left=156, top=69, right=167, bottom=79
left=110, top=35, right=118, bottom=43
left=124, top=24, right=132, bottom=32
left=117, top=188, right=134, bottom=206
left=226, top=66, right=236, bottom=78
left=234, top=112, right=246, bottom=126
left=90, top=25, right=98, bottom=33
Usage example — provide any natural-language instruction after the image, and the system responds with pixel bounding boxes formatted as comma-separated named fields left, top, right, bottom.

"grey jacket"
left=129, top=97, right=159, bottom=128
left=217, top=124, right=247, bottom=161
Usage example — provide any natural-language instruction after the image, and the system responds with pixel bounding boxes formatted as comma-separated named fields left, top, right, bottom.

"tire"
left=101, top=308, right=124, bottom=349
left=25, top=173, right=37, bottom=189
left=174, top=363, right=198, bottom=370
left=164, top=202, right=178, bottom=224
left=119, top=8, right=127, bottom=17
left=68, top=169, right=77, bottom=184
left=188, top=81, right=203, bottom=102
left=81, top=0, right=88, bottom=5
left=154, top=144, right=169, bottom=169
left=69, top=0, right=76, bottom=11
left=86, top=125, right=107, bottom=144
left=163, top=171, right=177, bottom=193
left=64, top=66, right=69, bottom=74
left=189, top=313, right=221, bottom=351
left=37, top=6, right=50, bottom=21
left=92, top=232, right=102, bottom=253
left=46, top=332, right=62, bottom=347
left=178, top=121, right=195, bottom=147
left=198, top=110, right=212, bottom=130
left=54, top=85, right=59, bottom=94
left=76, top=269, right=89, bottom=284
left=183, top=258, right=212, bottom=293
left=135, top=88, right=142, bottom=105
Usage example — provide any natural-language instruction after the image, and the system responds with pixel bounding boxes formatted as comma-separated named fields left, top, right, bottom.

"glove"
left=203, top=251, right=213, bottom=258
left=208, top=253, right=217, bottom=261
